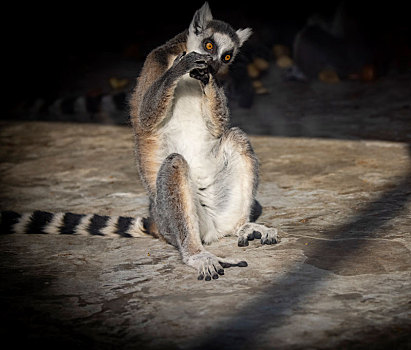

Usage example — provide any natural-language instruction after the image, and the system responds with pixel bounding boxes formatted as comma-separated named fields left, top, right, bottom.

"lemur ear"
left=236, top=28, right=253, bottom=47
left=189, top=2, right=213, bottom=35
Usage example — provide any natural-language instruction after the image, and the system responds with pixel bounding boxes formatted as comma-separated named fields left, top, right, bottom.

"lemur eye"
left=205, top=42, right=213, bottom=51
left=224, top=54, right=231, bottom=62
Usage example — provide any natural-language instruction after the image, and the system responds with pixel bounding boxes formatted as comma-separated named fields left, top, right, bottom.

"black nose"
left=208, top=61, right=221, bottom=75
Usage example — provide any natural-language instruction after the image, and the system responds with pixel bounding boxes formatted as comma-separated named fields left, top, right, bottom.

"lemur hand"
left=173, top=52, right=212, bottom=84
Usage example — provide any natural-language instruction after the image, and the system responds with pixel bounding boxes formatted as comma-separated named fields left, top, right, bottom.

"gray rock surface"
left=0, top=121, right=410, bottom=349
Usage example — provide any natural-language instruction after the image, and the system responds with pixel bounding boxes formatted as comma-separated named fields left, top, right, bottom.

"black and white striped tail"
left=0, top=210, right=148, bottom=237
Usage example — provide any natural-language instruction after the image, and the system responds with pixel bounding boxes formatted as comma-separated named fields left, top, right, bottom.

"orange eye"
left=206, top=42, right=213, bottom=50
left=224, top=54, right=231, bottom=61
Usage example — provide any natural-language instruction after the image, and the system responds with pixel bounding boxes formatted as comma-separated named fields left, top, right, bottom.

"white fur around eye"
left=212, top=32, right=235, bottom=56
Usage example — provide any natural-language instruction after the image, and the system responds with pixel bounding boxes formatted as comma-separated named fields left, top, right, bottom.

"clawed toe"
left=238, top=230, right=262, bottom=247
left=201, top=264, right=222, bottom=281
left=197, top=259, right=248, bottom=281
left=187, top=250, right=249, bottom=281
left=253, top=230, right=262, bottom=239
left=237, top=224, right=279, bottom=247
left=238, top=236, right=249, bottom=247
left=261, top=229, right=279, bottom=245
left=219, top=260, right=248, bottom=268
left=261, top=236, right=278, bottom=244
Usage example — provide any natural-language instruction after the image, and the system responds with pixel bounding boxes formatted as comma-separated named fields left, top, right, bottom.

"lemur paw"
left=187, top=52, right=212, bottom=85
left=175, top=51, right=211, bottom=74
left=237, top=223, right=279, bottom=247
left=185, top=251, right=247, bottom=281
left=190, top=68, right=210, bottom=85
left=173, top=51, right=212, bottom=84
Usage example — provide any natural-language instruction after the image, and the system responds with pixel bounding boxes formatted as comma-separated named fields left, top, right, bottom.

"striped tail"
left=0, top=210, right=149, bottom=238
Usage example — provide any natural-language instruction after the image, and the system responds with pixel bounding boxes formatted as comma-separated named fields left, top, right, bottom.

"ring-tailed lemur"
left=129, top=2, right=278, bottom=280
left=1, top=2, right=278, bottom=281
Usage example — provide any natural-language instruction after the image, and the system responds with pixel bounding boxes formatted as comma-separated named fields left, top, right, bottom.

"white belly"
left=161, top=76, right=217, bottom=187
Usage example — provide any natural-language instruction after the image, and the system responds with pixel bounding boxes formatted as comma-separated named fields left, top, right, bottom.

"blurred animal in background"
left=291, top=1, right=410, bottom=82
left=10, top=76, right=132, bottom=125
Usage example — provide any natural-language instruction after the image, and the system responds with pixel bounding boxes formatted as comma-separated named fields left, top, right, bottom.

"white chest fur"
left=161, top=75, right=217, bottom=187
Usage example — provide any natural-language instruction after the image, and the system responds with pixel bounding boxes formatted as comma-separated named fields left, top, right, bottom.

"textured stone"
left=0, top=121, right=410, bottom=349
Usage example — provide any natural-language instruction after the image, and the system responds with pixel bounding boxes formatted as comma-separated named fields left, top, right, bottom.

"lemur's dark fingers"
left=237, top=236, right=249, bottom=247
left=209, top=261, right=224, bottom=280
left=237, top=224, right=279, bottom=247
left=253, top=230, right=262, bottom=239
left=219, top=260, right=248, bottom=268
left=190, top=252, right=225, bottom=281
left=190, top=68, right=210, bottom=85
left=198, top=259, right=246, bottom=280
left=261, top=228, right=279, bottom=245
left=184, top=52, right=210, bottom=67
left=261, top=236, right=278, bottom=245
left=198, top=55, right=213, bottom=65
left=190, top=68, right=208, bottom=77
left=194, top=62, right=209, bottom=70
left=238, top=230, right=262, bottom=247
left=174, top=51, right=208, bottom=76
left=199, top=268, right=215, bottom=281
left=191, top=52, right=212, bottom=62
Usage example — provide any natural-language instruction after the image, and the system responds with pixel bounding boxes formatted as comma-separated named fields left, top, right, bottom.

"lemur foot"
left=185, top=251, right=247, bottom=281
left=237, top=223, right=279, bottom=247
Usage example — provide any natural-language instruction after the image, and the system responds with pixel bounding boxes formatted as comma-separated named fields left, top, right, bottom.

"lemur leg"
left=198, top=76, right=278, bottom=247
left=203, top=127, right=279, bottom=246
left=154, top=153, right=247, bottom=280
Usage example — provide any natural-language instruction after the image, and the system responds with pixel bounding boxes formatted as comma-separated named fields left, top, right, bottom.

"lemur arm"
left=130, top=30, right=187, bottom=131
left=129, top=49, right=174, bottom=131
left=138, top=62, right=179, bottom=131
left=131, top=48, right=211, bottom=131
left=202, top=76, right=230, bottom=138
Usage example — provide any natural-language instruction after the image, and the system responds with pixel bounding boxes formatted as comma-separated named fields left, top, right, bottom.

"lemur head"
left=187, top=2, right=252, bottom=75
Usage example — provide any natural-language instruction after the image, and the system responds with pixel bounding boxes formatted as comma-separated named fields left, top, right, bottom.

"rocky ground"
left=0, top=64, right=410, bottom=349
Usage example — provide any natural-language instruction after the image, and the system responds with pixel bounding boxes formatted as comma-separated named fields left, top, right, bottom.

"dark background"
left=5, top=0, right=410, bottom=114
left=1, top=4, right=410, bottom=348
